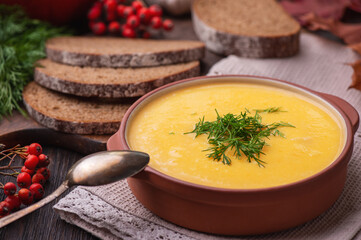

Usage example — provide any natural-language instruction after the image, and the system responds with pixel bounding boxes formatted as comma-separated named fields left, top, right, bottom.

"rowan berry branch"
left=0, top=166, right=22, bottom=170
left=0, top=143, right=51, bottom=217
left=0, top=145, right=23, bottom=176
left=0, top=172, right=18, bottom=177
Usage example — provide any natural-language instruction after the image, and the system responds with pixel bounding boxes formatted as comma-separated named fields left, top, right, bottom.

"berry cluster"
left=0, top=143, right=50, bottom=218
left=88, top=0, right=174, bottom=38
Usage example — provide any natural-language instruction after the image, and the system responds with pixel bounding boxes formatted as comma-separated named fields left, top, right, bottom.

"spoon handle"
left=0, top=181, right=69, bottom=228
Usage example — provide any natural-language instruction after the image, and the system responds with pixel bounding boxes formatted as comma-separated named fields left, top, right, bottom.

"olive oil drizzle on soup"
left=127, top=82, right=345, bottom=189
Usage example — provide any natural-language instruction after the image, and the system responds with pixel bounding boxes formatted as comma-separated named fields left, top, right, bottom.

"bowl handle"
left=319, top=93, right=359, bottom=134
left=107, top=130, right=123, bottom=151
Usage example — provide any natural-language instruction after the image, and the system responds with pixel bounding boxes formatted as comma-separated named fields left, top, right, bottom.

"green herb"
left=0, top=5, right=71, bottom=119
left=254, top=107, right=285, bottom=113
left=169, top=132, right=175, bottom=135
left=185, top=109, right=294, bottom=167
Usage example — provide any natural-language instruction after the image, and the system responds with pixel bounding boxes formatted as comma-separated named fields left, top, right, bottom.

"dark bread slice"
left=34, top=59, right=200, bottom=98
left=192, top=0, right=300, bottom=58
left=46, top=36, right=205, bottom=68
left=23, top=82, right=132, bottom=134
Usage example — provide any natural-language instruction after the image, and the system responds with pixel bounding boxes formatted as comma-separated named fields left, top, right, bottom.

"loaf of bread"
left=34, top=59, right=200, bottom=98
left=23, top=81, right=132, bottom=134
left=192, top=0, right=300, bottom=58
left=46, top=36, right=205, bottom=67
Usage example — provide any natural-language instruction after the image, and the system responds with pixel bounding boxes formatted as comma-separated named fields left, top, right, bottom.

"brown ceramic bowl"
left=107, top=75, right=359, bottom=235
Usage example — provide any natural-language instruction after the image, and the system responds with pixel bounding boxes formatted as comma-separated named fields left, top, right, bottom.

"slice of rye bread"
left=192, top=0, right=301, bottom=58
left=23, top=81, right=132, bottom=134
left=46, top=36, right=205, bottom=68
left=34, top=59, right=200, bottom=98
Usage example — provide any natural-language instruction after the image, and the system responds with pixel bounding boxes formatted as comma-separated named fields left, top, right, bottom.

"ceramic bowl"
left=107, top=75, right=359, bottom=235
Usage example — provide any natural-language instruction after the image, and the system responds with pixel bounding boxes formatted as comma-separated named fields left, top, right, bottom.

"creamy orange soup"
left=126, top=81, right=345, bottom=189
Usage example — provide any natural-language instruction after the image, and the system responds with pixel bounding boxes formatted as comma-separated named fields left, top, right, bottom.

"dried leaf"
left=281, top=0, right=361, bottom=91
left=350, top=42, right=361, bottom=55
left=300, top=13, right=334, bottom=31
left=300, top=13, right=361, bottom=44
left=349, top=0, right=361, bottom=12
left=333, top=23, right=361, bottom=44
left=348, top=59, right=361, bottom=90
left=280, top=0, right=350, bottom=25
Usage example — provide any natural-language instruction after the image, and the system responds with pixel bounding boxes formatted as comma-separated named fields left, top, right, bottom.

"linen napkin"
left=54, top=32, right=361, bottom=240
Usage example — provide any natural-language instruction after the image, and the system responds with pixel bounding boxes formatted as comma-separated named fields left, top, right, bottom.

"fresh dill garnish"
left=185, top=109, right=294, bottom=167
left=0, top=5, right=71, bottom=119
left=254, top=107, right=285, bottom=113
left=169, top=132, right=175, bottom=135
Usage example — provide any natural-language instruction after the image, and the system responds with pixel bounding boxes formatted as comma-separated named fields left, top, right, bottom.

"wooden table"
left=0, top=16, right=222, bottom=239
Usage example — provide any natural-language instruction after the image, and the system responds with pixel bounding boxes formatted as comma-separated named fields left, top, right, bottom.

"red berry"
left=32, top=173, right=46, bottom=185
left=24, top=145, right=29, bottom=154
left=29, top=183, right=44, bottom=200
left=0, top=201, right=11, bottom=216
left=17, top=172, right=32, bottom=188
left=92, top=22, right=107, bottom=35
left=28, top=143, right=42, bottom=156
left=92, top=1, right=103, bottom=10
left=4, top=182, right=16, bottom=196
left=37, top=167, right=50, bottom=180
left=88, top=7, right=102, bottom=20
left=106, top=12, right=117, bottom=21
left=151, top=16, right=162, bottom=29
left=5, top=195, right=21, bottom=210
left=123, top=6, right=135, bottom=18
left=104, top=0, right=117, bottom=13
left=38, top=154, right=50, bottom=167
left=163, top=19, right=174, bottom=31
left=148, top=5, right=162, bottom=17
left=21, top=166, right=35, bottom=175
left=18, top=188, right=33, bottom=206
left=122, top=27, right=136, bottom=38
left=137, top=8, right=151, bottom=24
left=24, top=154, right=39, bottom=170
left=132, top=1, right=143, bottom=11
left=126, top=15, right=140, bottom=28
left=142, top=31, right=151, bottom=39
left=116, top=4, right=126, bottom=18
left=108, top=21, right=120, bottom=34
left=120, top=24, right=127, bottom=33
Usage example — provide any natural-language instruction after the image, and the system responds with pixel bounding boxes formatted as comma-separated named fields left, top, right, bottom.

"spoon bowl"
left=67, top=150, right=149, bottom=186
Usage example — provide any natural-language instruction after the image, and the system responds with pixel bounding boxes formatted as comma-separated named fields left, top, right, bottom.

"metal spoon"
left=0, top=150, right=149, bottom=228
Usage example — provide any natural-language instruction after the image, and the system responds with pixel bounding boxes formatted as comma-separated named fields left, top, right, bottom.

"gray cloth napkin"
left=53, top=32, right=361, bottom=240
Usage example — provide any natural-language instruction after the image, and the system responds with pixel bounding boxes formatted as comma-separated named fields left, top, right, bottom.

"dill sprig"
left=254, top=107, right=285, bottom=113
left=0, top=5, right=71, bottom=119
left=185, top=109, right=294, bottom=167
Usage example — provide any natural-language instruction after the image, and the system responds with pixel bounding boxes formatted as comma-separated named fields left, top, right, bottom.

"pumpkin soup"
left=126, top=81, right=345, bottom=189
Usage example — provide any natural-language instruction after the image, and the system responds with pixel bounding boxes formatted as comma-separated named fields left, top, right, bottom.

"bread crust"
left=46, top=44, right=205, bottom=68
left=191, top=4, right=300, bottom=58
left=22, top=82, right=130, bottom=134
left=23, top=100, right=122, bottom=134
left=34, top=62, right=200, bottom=98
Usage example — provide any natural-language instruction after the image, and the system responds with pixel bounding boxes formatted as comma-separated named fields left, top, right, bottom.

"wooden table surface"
left=0, top=16, right=222, bottom=240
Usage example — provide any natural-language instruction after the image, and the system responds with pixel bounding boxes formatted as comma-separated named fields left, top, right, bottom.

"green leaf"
left=0, top=5, right=71, bottom=119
